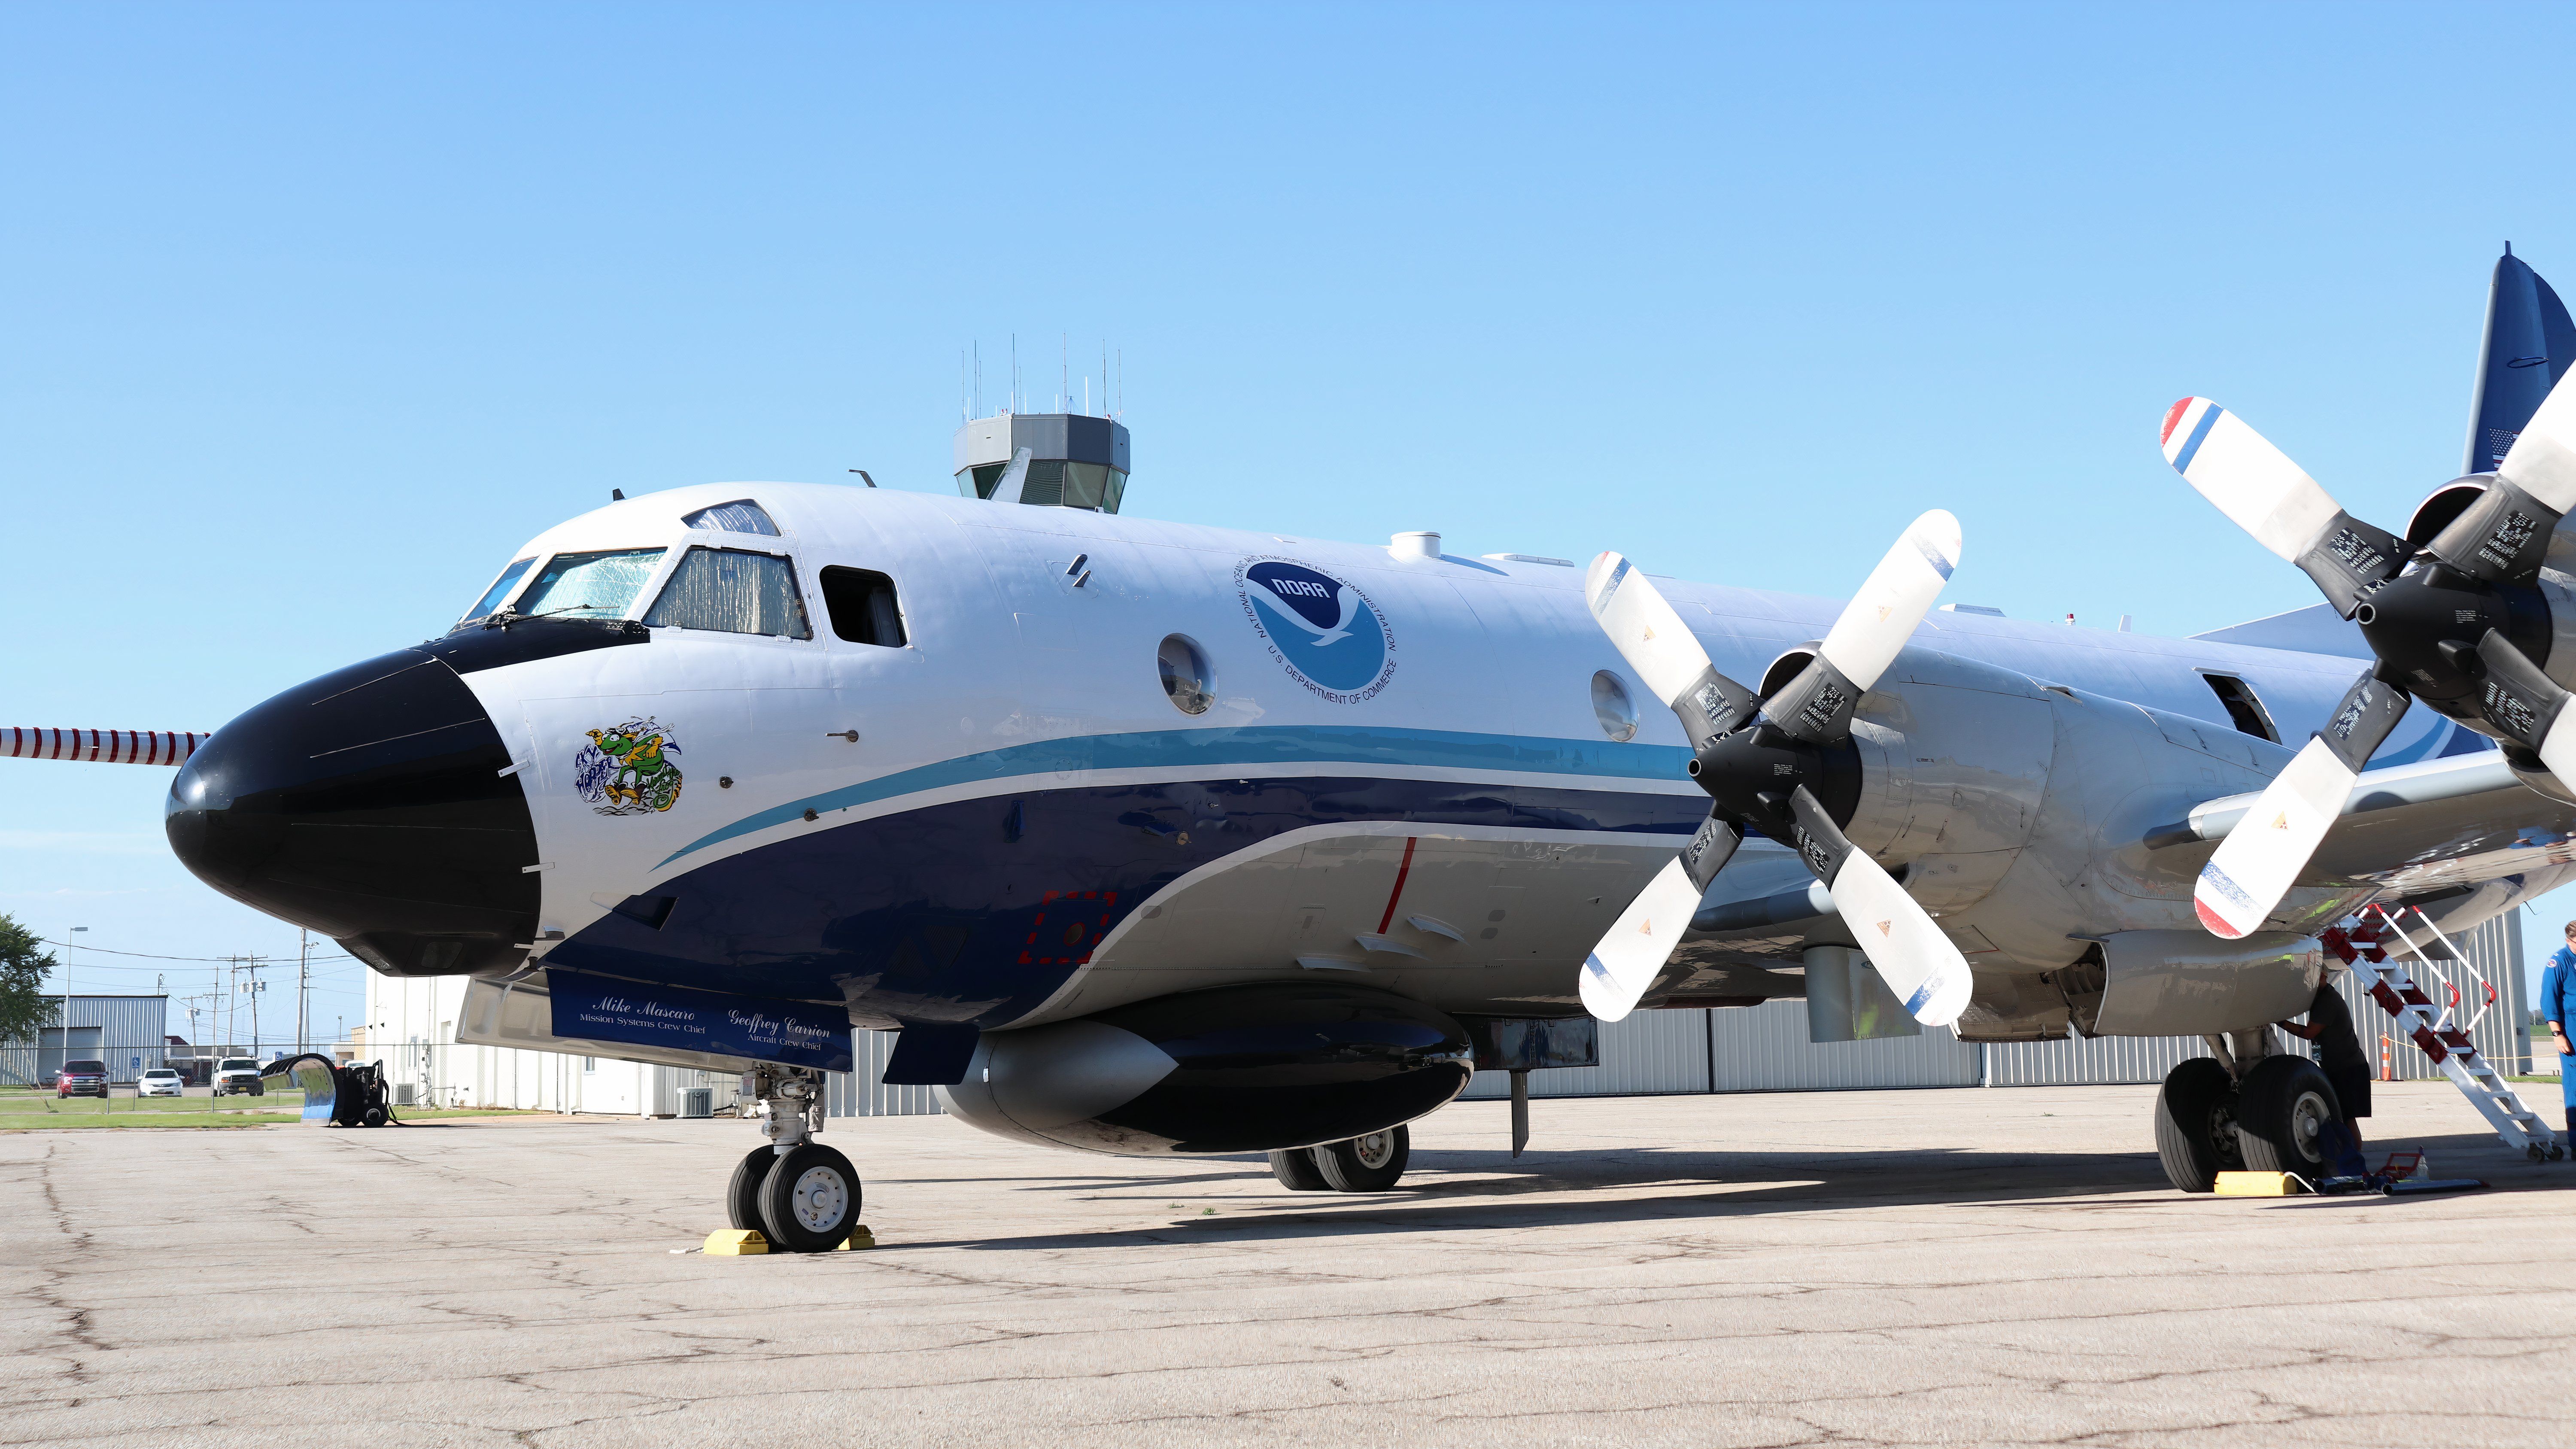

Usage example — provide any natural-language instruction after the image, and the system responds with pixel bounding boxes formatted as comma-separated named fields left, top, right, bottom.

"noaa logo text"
left=1235, top=559, right=1396, bottom=702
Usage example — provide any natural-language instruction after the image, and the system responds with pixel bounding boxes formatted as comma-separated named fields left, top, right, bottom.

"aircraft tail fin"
left=2463, top=244, right=2576, bottom=474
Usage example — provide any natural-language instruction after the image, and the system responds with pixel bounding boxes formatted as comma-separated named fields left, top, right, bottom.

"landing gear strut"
left=729, top=1067, right=862, bottom=1252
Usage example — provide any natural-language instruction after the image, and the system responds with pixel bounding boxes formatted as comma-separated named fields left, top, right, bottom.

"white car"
left=137, top=1068, right=185, bottom=1098
left=211, top=1058, right=265, bottom=1097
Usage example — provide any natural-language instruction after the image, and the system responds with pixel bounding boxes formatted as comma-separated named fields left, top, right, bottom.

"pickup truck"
left=56, top=1059, right=109, bottom=1098
left=211, top=1058, right=266, bottom=1097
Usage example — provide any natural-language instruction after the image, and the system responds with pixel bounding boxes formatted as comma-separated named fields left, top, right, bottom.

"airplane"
left=14, top=248, right=2576, bottom=1252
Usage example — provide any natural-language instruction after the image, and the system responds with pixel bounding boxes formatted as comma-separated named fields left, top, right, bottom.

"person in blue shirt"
left=2542, top=921, right=2576, bottom=1148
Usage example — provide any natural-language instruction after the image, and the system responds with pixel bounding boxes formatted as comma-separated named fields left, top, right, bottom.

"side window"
left=643, top=547, right=812, bottom=639
left=819, top=567, right=907, bottom=647
left=2200, top=673, right=2278, bottom=743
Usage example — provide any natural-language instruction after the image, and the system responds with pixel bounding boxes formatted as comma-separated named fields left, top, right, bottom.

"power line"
left=35, top=936, right=362, bottom=964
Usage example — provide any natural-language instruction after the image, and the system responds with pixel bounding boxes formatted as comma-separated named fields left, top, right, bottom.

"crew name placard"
left=546, top=972, right=854, bottom=1072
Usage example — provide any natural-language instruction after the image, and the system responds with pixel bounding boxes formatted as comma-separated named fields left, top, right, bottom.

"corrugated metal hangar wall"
left=826, top=915, right=2533, bottom=1118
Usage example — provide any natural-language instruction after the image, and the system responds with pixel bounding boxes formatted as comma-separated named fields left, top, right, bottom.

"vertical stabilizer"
left=2464, top=246, right=2576, bottom=474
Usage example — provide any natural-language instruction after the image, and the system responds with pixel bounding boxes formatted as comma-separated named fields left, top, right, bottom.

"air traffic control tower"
left=953, top=411, right=1132, bottom=513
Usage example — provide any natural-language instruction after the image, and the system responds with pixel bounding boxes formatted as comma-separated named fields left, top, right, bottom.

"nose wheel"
left=726, top=1067, right=864, bottom=1252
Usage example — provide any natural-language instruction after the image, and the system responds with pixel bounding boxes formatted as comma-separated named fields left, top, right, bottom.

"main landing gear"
left=729, top=1067, right=863, bottom=1252
left=1267, top=1125, right=1412, bottom=1192
left=2155, top=1026, right=2352, bottom=1192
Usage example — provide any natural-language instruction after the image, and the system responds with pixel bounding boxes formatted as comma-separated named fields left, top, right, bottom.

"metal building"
left=1, top=994, right=172, bottom=1084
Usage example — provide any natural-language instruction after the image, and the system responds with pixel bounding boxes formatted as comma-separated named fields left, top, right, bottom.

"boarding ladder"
left=2321, top=905, right=2561, bottom=1161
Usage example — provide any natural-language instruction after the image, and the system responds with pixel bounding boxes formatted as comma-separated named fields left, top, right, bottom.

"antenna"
left=1060, top=333, right=1068, bottom=414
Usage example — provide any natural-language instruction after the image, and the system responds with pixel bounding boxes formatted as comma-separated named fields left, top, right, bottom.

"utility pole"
left=244, top=957, right=264, bottom=1057
left=297, top=930, right=310, bottom=1056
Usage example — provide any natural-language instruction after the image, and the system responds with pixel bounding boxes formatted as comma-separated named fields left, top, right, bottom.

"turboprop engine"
left=936, top=981, right=1475, bottom=1156
left=1582, top=508, right=2329, bottom=1042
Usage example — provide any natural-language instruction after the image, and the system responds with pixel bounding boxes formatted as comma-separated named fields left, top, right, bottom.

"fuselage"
left=168, top=481, right=2481, bottom=1035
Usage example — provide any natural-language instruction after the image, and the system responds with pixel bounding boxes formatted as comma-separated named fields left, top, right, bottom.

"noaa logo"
left=1235, top=559, right=1396, bottom=703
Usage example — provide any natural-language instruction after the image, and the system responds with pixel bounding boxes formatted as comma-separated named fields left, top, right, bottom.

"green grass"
left=0, top=1091, right=307, bottom=1117
left=0, top=1103, right=547, bottom=1130
left=0, top=1088, right=547, bottom=1128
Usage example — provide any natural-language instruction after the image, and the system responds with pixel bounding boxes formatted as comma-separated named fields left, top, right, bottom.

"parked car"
left=211, top=1057, right=265, bottom=1097
left=137, top=1068, right=185, bottom=1098
left=56, top=1060, right=109, bottom=1098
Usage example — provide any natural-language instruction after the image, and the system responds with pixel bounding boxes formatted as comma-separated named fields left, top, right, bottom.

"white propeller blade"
left=1577, top=855, right=1704, bottom=1023
left=2499, top=371, right=2576, bottom=512
left=1821, top=851, right=1971, bottom=1027
left=1815, top=508, right=1960, bottom=693
left=1584, top=553, right=1716, bottom=709
left=2191, top=737, right=2354, bottom=939
left=2160, top=398, right=2344, bottom=564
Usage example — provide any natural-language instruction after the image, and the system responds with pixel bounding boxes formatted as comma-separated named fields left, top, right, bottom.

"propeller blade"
left=1784, top=787, right=1970, bottom=1026
left=2193, top=668, right=2409, bottom=939
left=1763, top=511, right=1961, bottom=745
left=2430, top=374, right=2576, bottom=585
left=2499, top=371, right=2576, bottom=513
left=1578, top=813, right=1742, bottom=1023
left=2473, top=629, right=2576, bottom=782
left=2160, top=398, right=2407, bottom=614
left=1585, top=552, right=1761, bottom=744
left=1815, top=508, right=1959, bottom=693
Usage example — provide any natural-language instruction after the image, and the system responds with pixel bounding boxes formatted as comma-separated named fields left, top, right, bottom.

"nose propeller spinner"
left=1577, top=513, right=1974, bottom=1028
left=2164, top=375, right=2576, bottom=938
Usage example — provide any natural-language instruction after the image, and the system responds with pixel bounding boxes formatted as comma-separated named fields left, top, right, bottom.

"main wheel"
left=2234, top=1055, right=2342, bottom=1176
left=1268, top=1148, right=1330, bottom=1191
left=2153, top=1057, right=2243, bottom=1193
left=1313, top=1125, right=1409, bottom=1192
left=727, top=1145, right=777, bottom=1232
left=759, top=1142, right=862, bottom=1252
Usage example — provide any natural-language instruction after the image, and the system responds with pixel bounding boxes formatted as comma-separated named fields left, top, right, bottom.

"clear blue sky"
left=9, top=1, right=2576, bottom=1045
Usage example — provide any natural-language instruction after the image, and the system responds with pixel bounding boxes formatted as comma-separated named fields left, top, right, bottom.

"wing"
left=2151, top=749, right=2576, bottom=929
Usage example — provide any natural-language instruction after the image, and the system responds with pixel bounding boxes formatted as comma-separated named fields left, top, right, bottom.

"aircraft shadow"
left=893, top=1124, right=2564, bottom=1252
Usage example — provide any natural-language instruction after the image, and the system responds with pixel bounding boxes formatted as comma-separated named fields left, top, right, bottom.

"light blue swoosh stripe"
left=657, top=725, right=1695, bottom=867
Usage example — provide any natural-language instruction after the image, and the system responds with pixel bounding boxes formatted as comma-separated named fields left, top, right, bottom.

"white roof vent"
left=1390, top=531, right=1442, bottom=560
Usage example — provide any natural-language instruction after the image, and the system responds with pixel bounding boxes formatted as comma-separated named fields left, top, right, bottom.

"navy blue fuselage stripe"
left=2173, top=403, right=2224, bottom=474
left=564, top=772, right=1708, bottom=1029
left=659, top=724, right=1695, bottom=867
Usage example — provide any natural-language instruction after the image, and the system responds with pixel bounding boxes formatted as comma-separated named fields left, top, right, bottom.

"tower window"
left=2200, top=673, right=2278, bottom=742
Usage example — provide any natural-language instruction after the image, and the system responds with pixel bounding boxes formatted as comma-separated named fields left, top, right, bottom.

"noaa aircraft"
left=15, top=250, right=2576, bottom=1252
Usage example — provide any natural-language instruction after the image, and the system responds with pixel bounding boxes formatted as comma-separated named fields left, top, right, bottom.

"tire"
left=758, top=1143, right=862, bottom=1252
left=251, top=1082, right=264, bottom=1097
left=727, top=1145, right=778, bottom=1231
left=361, top=1106, right=386, bottom=1129
left=1268, top=1148, right=1331, bottom=1191
left=2234, top=1055, right=2343, bottom=1176
left=1313, top=1126, right=1409, bottom=1192
left=2153, top=1057, right=2243, bottom=1193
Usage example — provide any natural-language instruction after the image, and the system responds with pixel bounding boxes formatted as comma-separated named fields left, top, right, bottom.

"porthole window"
left=1158, top=635, right=1214, bottom=716
left=1591, top=670, right=1638, bottom=742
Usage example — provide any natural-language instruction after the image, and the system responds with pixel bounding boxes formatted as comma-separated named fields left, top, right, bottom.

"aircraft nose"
left=166, top=647, right=540, bottom=976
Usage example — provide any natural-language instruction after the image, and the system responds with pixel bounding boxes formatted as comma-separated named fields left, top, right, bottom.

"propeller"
left=1577, top=513, right=1974, bottom=1029
left=2163, top=376, right=2576, bottom=936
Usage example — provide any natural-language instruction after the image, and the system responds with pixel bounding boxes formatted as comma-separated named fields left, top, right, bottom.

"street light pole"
left=60, top=927, right=86, bottom=1077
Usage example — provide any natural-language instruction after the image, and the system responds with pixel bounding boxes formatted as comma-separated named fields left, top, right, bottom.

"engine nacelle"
left=937, top=981, right=1474, bottom=1156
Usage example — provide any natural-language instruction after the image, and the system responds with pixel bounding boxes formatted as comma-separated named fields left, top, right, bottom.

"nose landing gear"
left=727, top=1067, right=863, bottom=1252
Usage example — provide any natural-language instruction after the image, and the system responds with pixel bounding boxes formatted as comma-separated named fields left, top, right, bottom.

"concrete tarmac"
left=4, top=1081, right=2572, bottom=1447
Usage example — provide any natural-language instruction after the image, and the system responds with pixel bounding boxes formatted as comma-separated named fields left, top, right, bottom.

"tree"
left=0, top=913, right=60, bottom=1048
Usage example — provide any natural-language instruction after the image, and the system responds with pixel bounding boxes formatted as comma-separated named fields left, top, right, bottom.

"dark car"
left=57, top=1059, right=109, bottom=1098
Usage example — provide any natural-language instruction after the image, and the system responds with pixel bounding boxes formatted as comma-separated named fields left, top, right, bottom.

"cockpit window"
left=460, top=558, right=535, bottom=625
left=514, top=549, right=668, bottom=620
left=643, top=547, right=812, bottom=638
left=681, top=499, right=781, bottom=536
